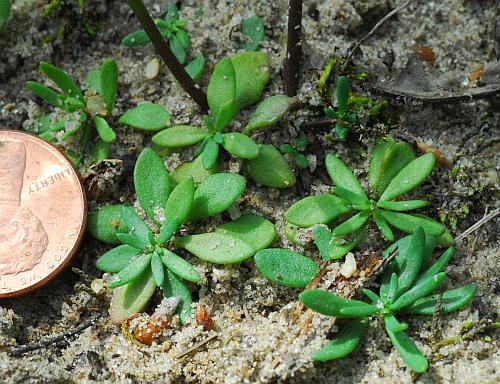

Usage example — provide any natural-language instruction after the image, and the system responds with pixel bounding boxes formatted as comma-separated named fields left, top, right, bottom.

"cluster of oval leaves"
left=88, top=148, right=276, bottom=324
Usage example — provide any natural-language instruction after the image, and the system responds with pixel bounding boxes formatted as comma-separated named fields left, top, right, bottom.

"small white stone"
left=144, top=58, right=161, bottom=80
left=339, top=252, right=357, bottom=278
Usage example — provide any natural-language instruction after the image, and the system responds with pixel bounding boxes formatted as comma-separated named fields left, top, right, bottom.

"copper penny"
left=0, top=130, right=86, bottom=298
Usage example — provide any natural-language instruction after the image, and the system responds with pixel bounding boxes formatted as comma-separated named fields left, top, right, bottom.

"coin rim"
left=0, top=130, right=87, bottom=299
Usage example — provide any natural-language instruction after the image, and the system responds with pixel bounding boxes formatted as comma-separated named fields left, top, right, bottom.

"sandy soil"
left=0, top=0, right=498, bottom=383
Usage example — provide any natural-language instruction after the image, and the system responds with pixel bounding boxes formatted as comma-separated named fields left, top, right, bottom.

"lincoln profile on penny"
left=0, top=139, right=49, bottom=275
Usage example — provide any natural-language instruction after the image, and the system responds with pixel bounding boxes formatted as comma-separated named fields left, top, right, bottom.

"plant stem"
left=284, top=0, right=302, bottom=97
left=127, top=0, right=208, bottom=112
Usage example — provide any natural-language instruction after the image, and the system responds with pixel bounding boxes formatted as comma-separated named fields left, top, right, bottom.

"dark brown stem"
left=284, top=0, right=303, bottom=97
left=300, top=119, right=335, bottom=130
left=127, top=0, right=208, bottom=112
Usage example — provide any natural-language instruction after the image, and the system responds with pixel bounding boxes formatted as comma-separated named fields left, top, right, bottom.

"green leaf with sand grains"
left=152, top=125, right=209, bottom=148
left=119, top=102, right=171, bottom=131
left=215, top=214, right=275, bottom=252
left=244, top=144, right=295, bottom=188
left=96, top=244, right=140, bottom=273
left=133, top=148, right=170, bottom=224
left=161, top=269, right=192, bottom=324
left=100, top=59, right=118, bottom=114
left=244, top=95, right=293, bottom=135
left=169, top=154, right=217, bottom=186
left=87, top=204, right=128, bottom=244
left=221, top=132, right=259, bottom=159
left=285, top=195, right=351, bottom=227
left=189, top=173, right=246, bottom=220
left=176, top=232, right=255, bottom=264
left=254, top=249, right=319, bottom=288
left=39, top=62, right=84, bottom=103
left=207, top=57, right=236, bottom=131
left=109, top=270, right=156, bottom=324
left=231, top=51, right=270, bottom=112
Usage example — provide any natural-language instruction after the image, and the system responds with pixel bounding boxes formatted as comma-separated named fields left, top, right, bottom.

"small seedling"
left=240, top=15, right=265, bottom=51
left=0, top=0, right=11, bottom=28
left=324, top=76, right=358, bottom=140
left=26, top=60, right=119, bottom=164
left=280, top=133, right=309, bottom=170
left=88, top=148, right=276, bottom=323
left=145, top=52, right=296, bottom=188
left=122, top=2, right=205, bottom=81
left=300, top=228, right=477, bottom=373
left=286, top=137, right=450, bottom=259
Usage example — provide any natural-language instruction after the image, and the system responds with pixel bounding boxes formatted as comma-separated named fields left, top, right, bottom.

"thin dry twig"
left=342, top=1, right=412, bottom=71
left=284, top=0, right=303, bottom=97
left=455, top=208, right=499, bottom=242
left=176, top=333, right=218, bottom=358
left=8, top=315, right=98, bottom=357
left=127, top=0, right=208, bottom=111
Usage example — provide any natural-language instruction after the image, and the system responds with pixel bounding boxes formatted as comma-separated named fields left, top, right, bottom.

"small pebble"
left=145, top=58, right=161, bottom=80
left=339, top=252, right=357, bottom=278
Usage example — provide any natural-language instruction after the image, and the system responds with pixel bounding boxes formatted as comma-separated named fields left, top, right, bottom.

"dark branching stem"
left=127, top=0, right=209, bottom=112
left=284, top=0, right=303, bottom=97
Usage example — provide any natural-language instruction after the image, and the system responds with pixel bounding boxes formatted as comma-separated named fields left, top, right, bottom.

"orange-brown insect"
left=411, top=45, right=436, bottom=62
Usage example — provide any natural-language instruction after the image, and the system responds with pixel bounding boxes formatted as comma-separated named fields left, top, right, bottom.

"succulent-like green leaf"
left=373, top=209, right=394, bottom=241
left=244, top=95, right=293, bottom=135
left=338, top=303, right=379, bottom=317
left=207, top=57, right=236, bottom=131
left=416, top=247, right=454, bottom=283
left=85, top=69, right=101, bottom=94
left=325, top=154, right=368, bottom=202
left=190, top=173, right=246, bottom=220
left=108, top=253, right=152, bottom=289
left=386, top=272, right=399, bottom=305
left=336, top=76, right=350, bottom=114
left=176, top=30, right=190, bottom=50
left=119, top=102, right=171, bottom=131
left=314, top=227, right=333, bottom=260
left=404, top=283, right=477, bottom=315
left=313, top=318, right=368, bottom=362
left=216, top=214, right=276, bottom=252
left=100, top=59, right=118, bottom=114
left=96, top=244, right=140, bottom=273
left=176, top=232, right=255, bottom=264
left=363, top=289, right=381, bottom=304
left=384, top=314, right=408, bottom=333
left=93, top=116, right=116, bottom=143
left=379, top=153, right=436, bottom=202
left=202, top=137, right=219, bottom=170
left=89, top=140, right=111, bottom=162
left=116, top=232, right=149, bottom=250
left=26, top=81, right=61, bottom=107
left=134, top=148, right=170, bottom=224
left=395, top=227, right=426, bottom=296
left=151, top=251, right=165, bottom=287
left=169, top=154, right=217, bottom=186
left=377, top=200, right=429, bottom=211
left=221, top=132, right=259, bottom=159
left=109, top=270, right=157, bottom=324
left=39, top=62, right=84, bottom=103
left=299, top=289, right=377, bottom=318
left=379, top=210, right=445, bottom=236
left=164, top=177, right=194, bottom=226
left=334, top=187, right=369, bottom=210
left=185, top=55, right=206, bottom=82
left=87, top=204, right=128, bottom=244
left=160, top=249, right=201, bottom=283
left=390, top=272, right=446, bottom=310
left=241, top=15, right=265, bottom=51
left=328, top=226, right=366, bottom=259
left=157, top=218, right=179, bottom=245
left=386, top=329, right=428, bottom=373
left=0, top=0, right=11, bottom=27
left=120, top=206, right=153, bottom=245
left=161, top=268, right=192, bottom=324
left=332, top=210, right=370, bottom=237
left=286, top=195, right=351, bottom=227
left=369, top=138, right=415, bottom=197
left=152, top=125, right=209, bottom=148
left=244, top=144, right=296, bottom=188
left=254, top=248, right=319, bottom=288
left=231, top=51, right=270, bottom=112
left=122, top=30, right=150, bottom=47
left=170, top=34, right=187, bottom=64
